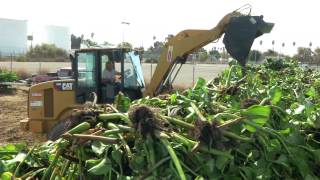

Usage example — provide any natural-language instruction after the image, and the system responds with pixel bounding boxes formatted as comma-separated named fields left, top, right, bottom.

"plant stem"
left=67, top=122, right=91, bottom=134
left=102, top=129, right=122, bottom=136
left=161, top=138, right=186, bottom=180
left=226, top=65, right=236, bottom=87
left=217, top=117, right=244, bottom=128
left=61, top=160, right=71, bottom=177
left=49, top=167, right=59, bottom=180
left=191, top=102, right=207, bottom=121
left=62, top=133, right=119, bottom=144
left=14, top=145, right=36, bottom=177
left=147, top=136, right=157, bottom=177
left=199, top=146, right=233, bottom=159
left=171, top=132, right=196, bottom=148
left=41, top=149, right=62, bottom=180
left=99, top=113, right=130, bottom=124
left=139, top=156, right=171, bottom=180
left=222, top=131, right=252, bottom=142
left=163, top=115, right=194, bottom=129
left=180, top=161, right=200, bottom=177
left=19, top=168, right=46, bottom=179
left=108, top=123, right=133, bottom=157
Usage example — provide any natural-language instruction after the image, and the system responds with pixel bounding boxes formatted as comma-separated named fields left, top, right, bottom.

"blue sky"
left=1, top=0, right=319, bottom=55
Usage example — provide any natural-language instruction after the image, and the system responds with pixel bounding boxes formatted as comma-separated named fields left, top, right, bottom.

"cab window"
left=123, top=53, right=142, bottom=89
left=78, top=52, right=96, bottom=87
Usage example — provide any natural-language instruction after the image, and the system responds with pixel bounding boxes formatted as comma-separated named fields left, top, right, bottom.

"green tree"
left=194, top=48, right=208, bottom=62
left=27, top=44, right=67, bottom=59
left=248, top=50, right=262, bottom=62
left=117, top=42, right=133, bottom=49
left=314, top=47, right=320, bottom=64
left=102, top=41, right=114, bottom=47
left=263, top=49, right=278, bottom=57
left=143, top=41, right=165, bottom=63
left=199, top=52, right=208, bottom=62
left=293, top=47, right=312, bottom=63
left=82, top=39, right=100, bottom=48
left=208, top=49, right=221, bottom=60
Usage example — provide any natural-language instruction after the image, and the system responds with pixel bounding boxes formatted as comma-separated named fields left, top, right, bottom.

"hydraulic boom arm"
left=144, top=8, right=273, bottom=97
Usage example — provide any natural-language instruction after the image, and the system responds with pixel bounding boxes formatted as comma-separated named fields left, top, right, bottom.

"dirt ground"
left=0, top=88, right=44, bottom=145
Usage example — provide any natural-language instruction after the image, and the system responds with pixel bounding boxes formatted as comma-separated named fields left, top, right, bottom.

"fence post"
left=150, top=62, right=153, bottom=78
left=10, top=53, right=13, bottom=72
left=192, top=55, right=195, bottom=86
left=39, top=62, right=42, bottom=74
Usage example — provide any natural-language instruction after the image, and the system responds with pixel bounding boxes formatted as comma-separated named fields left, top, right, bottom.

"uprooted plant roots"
left=128, top=105, right=171, bottom=138
left=193, top=120, right=224, bottom=150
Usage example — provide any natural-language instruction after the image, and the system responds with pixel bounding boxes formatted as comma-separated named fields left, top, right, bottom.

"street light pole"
left=121, top=22, right=130, bottom=44
left=309, top=42, right=312, bottom=64
left=281, top=42, right=285, bottom=59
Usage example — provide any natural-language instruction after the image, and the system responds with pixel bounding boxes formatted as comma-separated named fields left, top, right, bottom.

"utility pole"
left=309, top=42, right=312, bottom=64
left=121, top=22, right=130, bottom=44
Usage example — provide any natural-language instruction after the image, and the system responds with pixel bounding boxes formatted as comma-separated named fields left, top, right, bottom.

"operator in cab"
left=102, top=61, right=117, bottom=83
left=102, top=61, right=121, bottom=102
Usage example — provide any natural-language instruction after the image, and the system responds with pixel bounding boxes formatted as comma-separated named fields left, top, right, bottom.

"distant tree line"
left=14, top=44, right=68, bottom=62
left=4, top=33, right=320, bottom=64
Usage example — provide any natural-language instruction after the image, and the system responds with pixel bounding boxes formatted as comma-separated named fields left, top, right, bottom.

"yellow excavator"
left=20, top=5, right=274, bottom=140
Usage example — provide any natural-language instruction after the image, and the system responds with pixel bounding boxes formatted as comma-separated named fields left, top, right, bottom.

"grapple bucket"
left=223, top=16, right=274, bottom=66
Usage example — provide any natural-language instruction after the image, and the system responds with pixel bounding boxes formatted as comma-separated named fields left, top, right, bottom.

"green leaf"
left=269, top=86, right=282, bottom=104
left=91, top=141, right=107, bottom=156
left=241, top=105, right=270, bottom=122
left=85, top=159, right=102, bottom=169
left=224, top=175, right=242, bottom=180
left=216, top=156, right=229, bottom=171
left=312, top=149, right=320, bottom=164
left=241, top=105, right=271, bottom=132
left=306, top=87, right=316, bottom=97
left=305, top=174, right=319, bottom=180
left=170, top=93, right=177, bottom=103
left=290, top=147, right=314, bottom=178
left=88, top=156, right=112, bottom=175
left=0, top=172, right=13, bottom=180
left=114, top=92, right=131, bottom=112
left=130, top=155, right=146, bottom=171
left=274, top=154, right=291, bottom=171
left=278, top=128, right=291, bottom=135
left=0, top=161, right=4, bottom=174
left=5, top=153, right=26, bottom=164
left=243, top=124, right=257, bottom=132
left=194, top=77, right=206, bottom=89
left=0, top=144, right=16, bottom=152
left=200, top=159, right=215, bottom=175
left=241, top=105, right=270, bottom=132
left=111, top=148, right=122, bottom=166
left=286, top=130, right=305, bottom=145
left=240, top=166, right=255, bottom=180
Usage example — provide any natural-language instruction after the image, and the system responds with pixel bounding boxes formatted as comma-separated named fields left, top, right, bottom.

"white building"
left=0, top=18, right=27, bottom=56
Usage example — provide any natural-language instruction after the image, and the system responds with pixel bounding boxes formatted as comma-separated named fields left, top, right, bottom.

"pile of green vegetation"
left=1, top=59, right=320, bottom=180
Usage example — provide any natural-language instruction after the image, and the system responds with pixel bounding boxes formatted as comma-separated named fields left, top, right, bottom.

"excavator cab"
left=71, top=48, right=145, bottom=104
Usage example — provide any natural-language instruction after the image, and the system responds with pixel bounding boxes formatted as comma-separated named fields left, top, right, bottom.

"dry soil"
left=0, top=89, right=44, bottom=145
